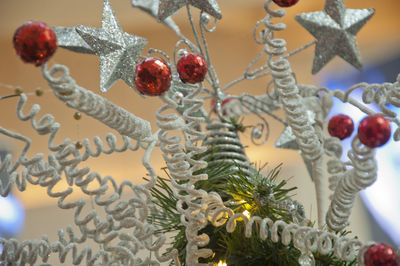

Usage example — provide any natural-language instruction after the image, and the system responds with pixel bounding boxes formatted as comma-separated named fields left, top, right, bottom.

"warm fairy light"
left=239, top=200, right=252, bottom=210
left=243, top=210, right=251, bottom=219
left=216, top=260, right=227, bottom=266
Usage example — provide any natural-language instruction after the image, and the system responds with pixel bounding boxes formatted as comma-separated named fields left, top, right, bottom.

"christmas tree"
left=0, top=0, right=399, bottom=265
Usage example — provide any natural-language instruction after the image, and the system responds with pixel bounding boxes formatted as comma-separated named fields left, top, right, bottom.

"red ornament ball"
left=364, top=243, right=399, bottom=266
left=13, top=21, right=58, bottom=66
left=358, top=115, right=391, bottom=148
left=328, top=114, right=354, bottom=140
left=177, top=53, right=208, bottom=84
left=272, top=0, right=299, bottom=7
left=135, top=57, right=172, bottom=96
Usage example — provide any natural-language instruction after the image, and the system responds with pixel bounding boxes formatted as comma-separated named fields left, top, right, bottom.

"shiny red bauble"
left=358, top=115, right=391, bottom=148
left=364, top=243, right=399, bottom=266
left=177, top=53, right=208, bottom=84
left=135, top=57, right=172, bottom=96
left=328, top=114, right=354, bottom=140
left=13, top=21, right=58, bottom=66
left=272, top=0, right=299, bottom=7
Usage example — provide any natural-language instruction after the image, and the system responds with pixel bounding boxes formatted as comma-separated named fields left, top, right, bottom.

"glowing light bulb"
left=243, top=210, right=251, bottom=219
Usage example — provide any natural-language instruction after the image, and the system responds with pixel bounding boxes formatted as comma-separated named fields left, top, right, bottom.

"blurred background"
left=0, top=0, right=399, bottom=263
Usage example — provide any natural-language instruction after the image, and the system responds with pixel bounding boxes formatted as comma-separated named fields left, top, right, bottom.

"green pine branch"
left=146, top=160, right=357, bottom=266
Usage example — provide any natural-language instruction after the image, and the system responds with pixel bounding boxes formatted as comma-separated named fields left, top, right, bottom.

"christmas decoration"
left=73, top=112, right=82, bottom=120
left=13, top=21, right=58, bottom=66
left=134, top=57, right=172, bottom=96
left=358, top=115, right=391, bottom=148
left=35, top=88, right=44, bottom=97
left=62, top=0, right=148, bottom=92
left=14, top=87, right=23, bottom=95
left=275, top=126, right=298, bottom=149
left=1, top=0, right=400, bottom=265
left=131, top=0, right=181, bottom=35
left=272, top=0, right=299, bottom=8
left=328, top=114, right=354, bottom=140
left=295, top=0, right=375, bottom=74
left=131, top=0, right=196, bottom=48
left=177, top=53, right=208, bottom=84
left=158, top=0, right=222, bottom=21
left=52, top=26, right=94, bottom=54
left=364, top=243, right=400, bottom=266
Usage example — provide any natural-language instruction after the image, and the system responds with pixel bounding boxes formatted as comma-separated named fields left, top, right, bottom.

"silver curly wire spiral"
left=198, top=8, right=338, bottom=262
left=262, top=0, right=327, bottom=228
left=202, top=121, right=253, bottom=177
left=202, top=118, right=307, bottom=225
left=324, top=136, right=346, bottom=199
left=312, top=74, right=400, bottom=144
left=0, top=126, right=30, bottom=196
left=324, top=74, right=400, bottom=141
left=42, top=64, right=155, bottom=143
left=387, top=74, right=400, bottom=109
left=326, top=137, right=377, bottom=232
left=263, top=5, right=322, bottom=163
left=41, top=63, right=156, bottom=163
left=157, top=84, right=211, bottom=265
left=204, top=198, right=371, bottom=264
left=0, top=86, right=176, bottom=265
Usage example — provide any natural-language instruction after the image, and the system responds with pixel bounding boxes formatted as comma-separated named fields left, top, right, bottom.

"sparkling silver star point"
left=158, top=0, right=222, bottom=21
left=131, top=0, right=182, bottom=35
left=295, top=0, right=375, bottom=74
left=53, top=26, right=95, bottom=54
left=82, top=0, right=147, bottom=92
left=275, top=126, right=298, bottom=150
left=56, top=0, right=147, bottom=93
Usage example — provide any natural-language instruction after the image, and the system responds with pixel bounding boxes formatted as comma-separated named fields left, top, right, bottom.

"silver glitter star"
left=75, top=0, right=147, bottom=92
left=158, top=0, right=222, bottom=21
left=53, top=26, right=94, bottom=54
left=132, top=0, right=182, bottom=37
left=295, top=0, right=375, bottom=74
